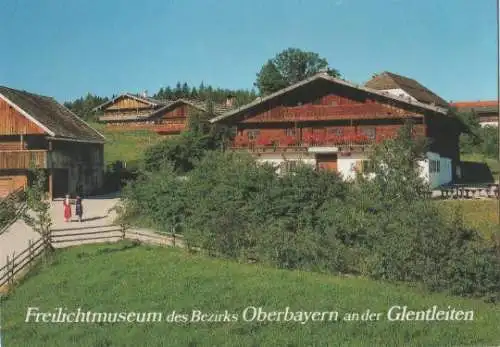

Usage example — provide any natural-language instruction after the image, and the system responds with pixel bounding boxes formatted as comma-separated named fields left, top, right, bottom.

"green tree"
left=174, top=82, right=182, bottom=98
left=64, top=93, right=109, bottom=121
left=255, top=48, right=341, bottom=95
left=190, top=86, right=198, bottom=99
left=181, top=82, right=190, bottom=98
left=22, top=169, right=53, bottom=256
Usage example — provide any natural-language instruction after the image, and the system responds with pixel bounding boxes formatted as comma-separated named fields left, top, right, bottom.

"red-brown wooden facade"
left=216, top=77, right=460, bottom=178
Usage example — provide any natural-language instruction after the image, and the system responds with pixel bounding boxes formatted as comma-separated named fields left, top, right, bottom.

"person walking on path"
left=75, top=196, right=83, bottom=222
left=63, top=194, right=72, bottom=222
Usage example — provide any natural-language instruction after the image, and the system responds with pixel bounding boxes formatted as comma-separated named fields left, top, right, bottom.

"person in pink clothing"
left=63, top=194, right=72, bottom=222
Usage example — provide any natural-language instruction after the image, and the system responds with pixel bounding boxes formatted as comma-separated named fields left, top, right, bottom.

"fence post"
left=28, top=239, right=33, bottom=266
left=6, top=255, right=10, bottom=287
left=8, top=252, right=14, bottom=286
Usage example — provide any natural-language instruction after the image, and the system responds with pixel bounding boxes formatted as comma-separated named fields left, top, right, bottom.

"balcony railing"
left=104, top=123, right=185, bottom=134
left=231, top=134, right=390, bottom=152
left=0, top=150, right=48, bottom=169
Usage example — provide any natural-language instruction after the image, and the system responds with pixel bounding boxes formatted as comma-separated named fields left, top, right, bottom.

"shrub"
left=120, top=121, right=500, bottom=301
left=120, top=163, right=187, bottom=233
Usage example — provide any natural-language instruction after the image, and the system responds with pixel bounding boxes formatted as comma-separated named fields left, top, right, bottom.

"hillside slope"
left=2, top=242, right=499, bottom=346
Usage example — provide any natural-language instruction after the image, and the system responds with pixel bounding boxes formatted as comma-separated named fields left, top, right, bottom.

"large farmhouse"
left=0, top=86, right=105, bottom=198
left=451, top=100, right=498, bottom=127
left=210, top=71, right=462, bottom=188
left=95, top=93, right=234, bottom=134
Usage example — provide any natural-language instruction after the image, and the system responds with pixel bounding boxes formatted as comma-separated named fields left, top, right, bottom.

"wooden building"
left=95, top=93, right=233, bottom=134
left=210, top=72, right=462, bottom=188
left=0, top=86, right=106, bottom=198
left=365, top=71, right=449, bottom=108
left=451, top=101, right=498, bottom=127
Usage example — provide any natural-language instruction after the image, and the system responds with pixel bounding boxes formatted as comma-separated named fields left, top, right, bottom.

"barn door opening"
left=51, top=169, right=69, bottom=199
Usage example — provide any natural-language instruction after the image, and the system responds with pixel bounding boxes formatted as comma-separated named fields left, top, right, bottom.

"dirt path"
left=0, top=193, right=120, bottom=278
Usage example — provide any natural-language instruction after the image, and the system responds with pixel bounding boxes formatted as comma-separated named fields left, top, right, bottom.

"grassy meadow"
left=435, top=199, right=498, bottom=239
left=2, top=242, right=499, bottom=347
left=90, top=122, right=162, bottom=165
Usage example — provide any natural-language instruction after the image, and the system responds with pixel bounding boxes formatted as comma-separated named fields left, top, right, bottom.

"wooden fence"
left=0, top=225, right=184, bottom=291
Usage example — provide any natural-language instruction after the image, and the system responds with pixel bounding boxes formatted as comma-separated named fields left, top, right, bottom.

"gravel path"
left=0, top=193, right=120, bottom=278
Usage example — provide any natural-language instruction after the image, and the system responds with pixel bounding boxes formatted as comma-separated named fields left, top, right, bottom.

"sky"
left=0, top=0, right=497, bottom=103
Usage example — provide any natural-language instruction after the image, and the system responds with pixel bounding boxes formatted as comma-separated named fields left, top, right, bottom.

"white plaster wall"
left=417, top=152, right=452, bottom=188
left=337, top=153, right=368, bottom=181
left=438, top=157, right=452, bottom=186
left=480, top=121, right=498, bottom=127
left=255, top=152, right=316, bottom=174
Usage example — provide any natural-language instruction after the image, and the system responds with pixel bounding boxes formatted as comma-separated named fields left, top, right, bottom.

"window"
left=247, top=129, right=260, bottom=140
left=285, top=128, right=296, bottom=136
left=429, top=160, right=440, bottom=173
left=360, top=127, right=376, bottom=140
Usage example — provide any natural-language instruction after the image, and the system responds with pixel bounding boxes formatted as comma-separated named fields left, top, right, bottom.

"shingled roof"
left=0, top=86, right=105, bottom=143
left=365, top=71, right=449, bottom=108
left=93, top=93, right=164, bottom=111
left=211, top=72, right=448, bottom=123
left=147, top=98, right=232, bottom=119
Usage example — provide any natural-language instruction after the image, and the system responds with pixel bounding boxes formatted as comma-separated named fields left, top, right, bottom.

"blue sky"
left=0, top=0, right=496, bottom=103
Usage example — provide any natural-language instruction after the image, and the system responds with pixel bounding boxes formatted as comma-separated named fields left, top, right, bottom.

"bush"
left=0, top=194, right=18, bottom=230
left=120, top=122, right=500, bottom=302
left=120, top=163, right=187, bottom=233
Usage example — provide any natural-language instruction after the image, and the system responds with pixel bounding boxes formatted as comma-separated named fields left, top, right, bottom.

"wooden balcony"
left=104, top=123, right=186, bottom=134
left=0, top=150, right=48, bottom=169
left=230, top=134, right=383, bottom=153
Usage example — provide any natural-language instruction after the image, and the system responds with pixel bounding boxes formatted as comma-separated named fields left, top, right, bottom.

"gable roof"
left=364, top=71, right=449, bottom=108
left=148, top=98, right=232, bottom=119
left=210, top=72, right=448, bottom=123
left=451, top=100, right=498, bottom=114
left=93, top=93, right=164, bottom=111
left=0, top=86, right=105, bottom=143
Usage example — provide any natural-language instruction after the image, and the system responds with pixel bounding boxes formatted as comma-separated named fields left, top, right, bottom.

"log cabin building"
left=0, top=86, right=105, bottom=198
left=450, top=101, right=498, bottom=127
left=95, top=93, right=234, bottom=134
left=211, top=71, right=462, bottom=188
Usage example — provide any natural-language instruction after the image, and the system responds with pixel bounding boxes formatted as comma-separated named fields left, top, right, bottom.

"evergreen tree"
left=181, top=82, right=190, bottom=98
left=190, top=86, right=198, bottom=99
left=164, top=86, right=173, bottom=99
left=174, top=82, right=182, bottom=98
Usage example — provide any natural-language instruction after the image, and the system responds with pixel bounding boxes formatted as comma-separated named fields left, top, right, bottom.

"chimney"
left=225, top=94, right=235, bottom=107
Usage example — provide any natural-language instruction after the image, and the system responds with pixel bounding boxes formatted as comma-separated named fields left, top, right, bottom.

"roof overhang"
left=210, top=73, right=448, bottom=124
left=92, top=93, right=162, bottom=112
left=0, top=92, right=56, bottom=136
left=47, top=136, right=106, bottom=144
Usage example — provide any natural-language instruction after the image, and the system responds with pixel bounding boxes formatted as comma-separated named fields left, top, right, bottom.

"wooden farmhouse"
left=95, top=93, right=234, bottom=134
left=0, top=86, right=105, bottom=198
left=451, top=100, right=498, bottom=127
left=210, top=71, right=462, bottom=189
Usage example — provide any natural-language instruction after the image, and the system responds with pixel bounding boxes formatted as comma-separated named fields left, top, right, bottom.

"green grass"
left=90, top=122, right=162, bottom=165
left=2, top=242, right=499, bottom=346
left=435, top=200, right=498, bottom=239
